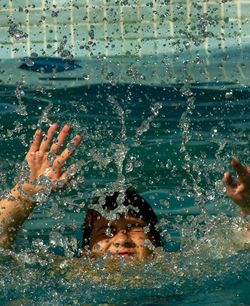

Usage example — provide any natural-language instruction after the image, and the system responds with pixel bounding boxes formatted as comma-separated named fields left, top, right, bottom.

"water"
left=1, top=0, right=250, bottom=303
left=0, top=80, right=250, bottom=305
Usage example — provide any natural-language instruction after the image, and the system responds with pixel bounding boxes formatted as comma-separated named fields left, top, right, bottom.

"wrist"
left=10, top=185, right=35, bottom=205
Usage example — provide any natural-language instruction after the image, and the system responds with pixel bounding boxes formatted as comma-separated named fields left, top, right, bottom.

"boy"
left=82, top=187, right=162, bottom=260
left=0, top=124, right=249, bottom=258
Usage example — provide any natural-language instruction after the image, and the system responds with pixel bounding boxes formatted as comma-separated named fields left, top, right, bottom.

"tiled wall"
left=0, top=0, right=249, bottom=59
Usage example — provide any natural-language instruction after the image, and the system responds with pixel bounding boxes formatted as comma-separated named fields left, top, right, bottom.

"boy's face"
left=89, top=214, right=154, bottom=260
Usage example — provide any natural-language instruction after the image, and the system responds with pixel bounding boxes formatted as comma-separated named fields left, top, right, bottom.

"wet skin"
left=89, top=215, right=154, bottom=260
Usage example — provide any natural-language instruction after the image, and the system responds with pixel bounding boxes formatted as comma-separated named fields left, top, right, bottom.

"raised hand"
left=0, top=124, right=81, bottom=248
left=16, top=123, right=81, bottom=200
left=223, top=159, right=250, bottom=217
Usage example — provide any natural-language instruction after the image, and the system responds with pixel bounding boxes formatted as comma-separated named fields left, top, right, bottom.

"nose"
left=112, top=230, right=135, bottom=248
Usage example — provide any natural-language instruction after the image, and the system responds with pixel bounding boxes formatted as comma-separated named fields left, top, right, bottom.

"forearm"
left=233, top=201, right=250, bottom=249
left=0, top=185, right=36, bottom=248
left=235, top=206, right=250, bottom=249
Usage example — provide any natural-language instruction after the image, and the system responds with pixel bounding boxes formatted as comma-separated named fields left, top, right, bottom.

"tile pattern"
left=0, top=0, right=249, bottom=59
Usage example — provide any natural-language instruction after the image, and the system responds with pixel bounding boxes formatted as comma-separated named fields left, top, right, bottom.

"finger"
left=53, top=135, right=81, bottom=170
left=231, top=158, right=249, bottom=183
left=225, top=185, right=236, bottom=199
left=51, top=164, right=76, bottom=190
left=60, top=164, right=76, bottom=182
left=28, top=129, right=42, bottom=153
left=50, top=124, right=71, bottom=153
left=223, top=171, right=235, bottom=187
left=39, top=123, right=58, bottom=153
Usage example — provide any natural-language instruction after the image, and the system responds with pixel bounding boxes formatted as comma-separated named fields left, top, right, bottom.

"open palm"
left=19, top=123, right=81, bottom=197
left=223, top=159, right=250, bottom=217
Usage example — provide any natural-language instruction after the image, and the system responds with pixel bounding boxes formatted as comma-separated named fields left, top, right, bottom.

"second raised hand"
left=223, top=158, right=250, bottom=217
left=17, top=123, right=81, bottom=199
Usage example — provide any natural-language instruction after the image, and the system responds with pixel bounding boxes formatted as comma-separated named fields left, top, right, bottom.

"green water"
left=0, top=82, right=250, bottom=305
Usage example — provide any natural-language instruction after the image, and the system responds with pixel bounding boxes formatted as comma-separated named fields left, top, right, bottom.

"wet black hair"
left=82, top=187, right=162, bottom=249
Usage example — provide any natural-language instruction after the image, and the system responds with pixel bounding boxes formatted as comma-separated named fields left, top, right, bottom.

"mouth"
left=112, top=252, right=135, bottom=258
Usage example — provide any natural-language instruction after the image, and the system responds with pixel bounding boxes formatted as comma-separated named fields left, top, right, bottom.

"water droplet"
left=24, top=57, right=34, bottom=67
left=51, top=11, right=59, bottom=17
left=61, top=50, right=72, bottom=59
left=125, top=162, right=133, bottom=173
left=159, top=199, right=170, bottom=208
left=83, top=74, right=90, bottom=80
left=105, top=227, right=114, bottom=237
left=151, top=102, right=163, bottom=116
left=8, top=23, right=28, bottom=40
left=30, top=52, right=38, bottom=58
left=225, top=91, right=233, bottom=99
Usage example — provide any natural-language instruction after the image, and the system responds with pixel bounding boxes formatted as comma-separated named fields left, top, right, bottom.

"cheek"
left=133, top=233, right=154, bottom=253
left=132, top=233, right=149, bottom=247
left=134, top=236, right=153, bottom=259
left=91, top=239, right=111, bottom=253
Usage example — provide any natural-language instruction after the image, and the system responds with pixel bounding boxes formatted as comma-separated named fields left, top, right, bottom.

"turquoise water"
left=0, top=81, right=250, bottom=305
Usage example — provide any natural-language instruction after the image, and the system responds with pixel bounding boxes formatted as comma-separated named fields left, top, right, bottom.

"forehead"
left=93, top=214, right=147, bottom=228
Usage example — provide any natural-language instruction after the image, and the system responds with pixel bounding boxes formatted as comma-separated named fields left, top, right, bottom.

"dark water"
left=0, top=82, right=250, bottom=305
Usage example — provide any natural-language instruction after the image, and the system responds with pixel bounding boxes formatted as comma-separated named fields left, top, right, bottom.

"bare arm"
left=0, top=124, right=81, bottom=248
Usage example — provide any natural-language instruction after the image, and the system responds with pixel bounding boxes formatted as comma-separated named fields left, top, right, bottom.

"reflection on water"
left=0, top=83, right=250, bottom=304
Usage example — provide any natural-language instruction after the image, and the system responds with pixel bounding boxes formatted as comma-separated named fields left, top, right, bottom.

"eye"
left=128, top=224, right=144, bottom=232
left=96, top=226, right=116, bottom=238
